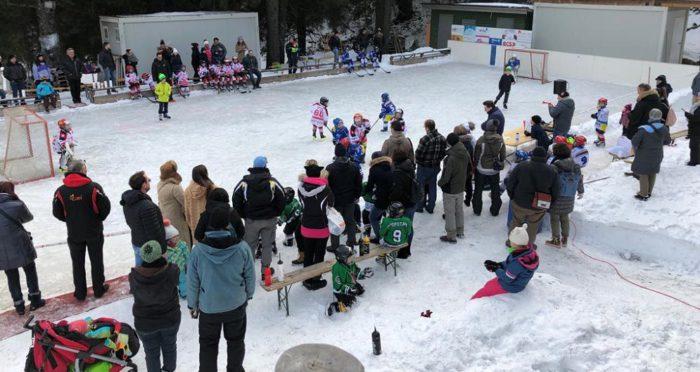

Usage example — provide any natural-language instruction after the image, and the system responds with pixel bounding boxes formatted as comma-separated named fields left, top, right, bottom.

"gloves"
left=577, top=193, right=584, bottom=200
left=189, top=308, right=199, bottom=319
left=484, top=260, right=501, bottom=272
left=358, top=267, right=374, bottom=279
left=276, top=218, right=283, bottom=226
left=591, top=113, right=597, bottom=119
left=353, top=283, right=365, bottom=296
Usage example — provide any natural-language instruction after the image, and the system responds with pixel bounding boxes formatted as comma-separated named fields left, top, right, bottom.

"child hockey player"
left=140, top=72, right=155, bottom=91
left=35, top=77, right=58, bottom=113
left=197, top=61, right=209, bottom=87
left=52, top=119, right=76, bottom=173
left=379, top=92, right=396, bottom=132
left=155, top=73, right=172, bottom=121
left=232, top=56, right=249, bottom=92
left=331, top=118, right=349, bottom=145
left=208, top=63, right=221, bottom=90
left=278, top=187, right=304, bottom=265
left=471, top=223, right=539, bottom=300
left=592, top=97, right=609, bottom=147
left=221, top=59, right=234, bottom=90
left=327, top=244, right=373, bottom=316
left=164, top=219, right=189, bottom=298
left=125, top=65, right=141, bottom=99
left=571, top=135, right=589, bottom=168
left=174, top=66, right=190, bottom=97
left=379, top=202, right=413, bottom=247
left=350, top=113, right=370, bottom=163
left=341, top=46, right=355, bottom=74
left=495, top=66, right=516, bottom=109
left=310, top=96, right=329, bottom=140
left=506, top=54, right=520, bottom=80
left=367, top=49, right=381, bottom=70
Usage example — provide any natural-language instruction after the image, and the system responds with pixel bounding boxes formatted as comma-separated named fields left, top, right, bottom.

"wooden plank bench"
left=261, top=243, right=406, bottom=316
left=621, top=129, right=689, bottom=164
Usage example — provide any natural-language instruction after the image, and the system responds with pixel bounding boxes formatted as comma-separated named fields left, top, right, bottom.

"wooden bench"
left=621, top=129, right=689, bottom=164
left=261, top=243, right=406, bottom=316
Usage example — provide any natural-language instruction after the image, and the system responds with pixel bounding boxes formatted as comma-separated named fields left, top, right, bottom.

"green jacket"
left=380, top=216, right=412, bottom=246
left=279, top=198, right=302, bottom=224
left=332, top=261, right=360, bottom=294
left=165, top=240, right=189, bottom=273
left=361, top=181, right=373, bottom=204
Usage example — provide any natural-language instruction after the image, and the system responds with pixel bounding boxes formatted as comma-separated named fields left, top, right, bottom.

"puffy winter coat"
left=184, top=182, right=211, bottom=233
left=2, top=61, right=27, bottom=82
left=190, top=44, right=201, bottom=68
left=157, top=177, right=191, bottom=247
left=0, top=194, right=36, bottom=271
left=525, top=123, right=550, bottom=149
left=170, top=54, right=183, bottom=74
left=232, top=168, right=285, bottom=220
left=32, top=61, right=52, bottom=81
left=53, top=173, right=111, bottom=241
left=389, top=158, right=417, bottom=209
left=495, top=247, right=539, bottom=293
left=549, top=97, right=576, bottom=136
left=627, top=90, right=669, bottom=140
left=550, top=158, right=584, bottom=215
left=474, top=131, right=505, bottom=176
left=326, top=157, right=362, bottom=207
left=498, top=74, right=515, bottom=92
left=129, top=264, right=181, bottom=332
left=194, top=200, right=245, bottom=243
left=35, top=81, right=55, bottom=99
left=693, top=72, right=700, bottom=97
left=298, top=177, right=334, bottom=239
left=151, top=59, right=172, bottom=82
left=381, top=131, right=415, bottom=163
left=366, top=156, right=393, bottom=209
left=59, top=56, right=83, bottom=80
left=211, top=42, right=227, bottom=64
left=506, top=155, right=559, bottom=211
left=438, top=141, right=470, bottom=194
left=243, top=55, right=259, bottom=70
left=98, top=48, right=116, bottom=70
left=120, top=190, right=166, bottom=249
left=631, top=122, right=671, bottom=175
left=415, top=129, right=447, bottom=168
left=482, top=107, right=506, bottom=135
left=188, top=231, right=255, bottom=314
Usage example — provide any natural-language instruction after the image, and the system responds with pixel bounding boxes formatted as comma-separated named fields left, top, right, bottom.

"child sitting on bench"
left=35, top=77, right=58, bottom=113
left=327, top=245, right=373, bottom=316
left=379, top=202, right=412, bottom=247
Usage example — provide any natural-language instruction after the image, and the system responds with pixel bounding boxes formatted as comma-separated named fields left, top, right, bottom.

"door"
left=667, top=17, right=685, bottom=63
left=437, top=13, right=454, bottom=48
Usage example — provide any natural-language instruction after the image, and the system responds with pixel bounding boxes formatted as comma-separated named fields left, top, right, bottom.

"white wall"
left=448, top=40, right=700, bottom=89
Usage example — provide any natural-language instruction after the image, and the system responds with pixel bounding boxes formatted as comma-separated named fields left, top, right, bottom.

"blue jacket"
left=187, top=230, right=255, bottom=314
left=35, top=81, right=55, bottom=99
left=507, top=58, right=520, bottom=69
left=527, top=123, right=550, bottom=149
left=483, top=107, right=505, bottom=135
left=332, top=125, right=349, bottom=144
left=32, top=62, right=52, bottom=81
left=495, top=248, right=539, bottom=293
left=379, top=100, right=396, bottom=119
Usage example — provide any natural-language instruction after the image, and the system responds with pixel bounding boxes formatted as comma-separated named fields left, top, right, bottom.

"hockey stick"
left=369, top=118, right=382, bottom=130
left=142, top=94, right=157, bottom=104
left=362, top=66, right=375, bottom=76
left=377, top=66, right=391, bottom=73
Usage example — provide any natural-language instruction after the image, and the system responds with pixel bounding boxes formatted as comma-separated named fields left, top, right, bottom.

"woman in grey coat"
left=0, top=182, right=45, bottom=315
left=545, top=144, right=584, bottom=248
left=631, top=108, right=671, bottom=200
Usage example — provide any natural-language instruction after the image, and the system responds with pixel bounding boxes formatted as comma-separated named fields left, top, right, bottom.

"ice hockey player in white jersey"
left=310, top=97, right=329, bottom=140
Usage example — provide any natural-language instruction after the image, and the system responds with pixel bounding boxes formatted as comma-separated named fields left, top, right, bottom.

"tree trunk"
left=296, top=12, right=307, bottom=55
left=375, top=0, right=393, bottom=49
left=278, top=0, right=288, bottom=64
left=35, top=0, right=61, bottom=61
left=266, top=0, right=281, bottom=68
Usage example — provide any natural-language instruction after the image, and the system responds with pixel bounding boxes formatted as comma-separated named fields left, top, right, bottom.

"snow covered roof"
left=114, top=11, right=239, bottom=18
left=423, top=2, right=533, bottom=13
left=456, top=2, right=534, bottom=9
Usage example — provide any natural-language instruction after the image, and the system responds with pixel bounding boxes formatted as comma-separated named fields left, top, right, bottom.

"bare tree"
left=266, top=0, right=281, bottom=67
left=35, top=0, right=61, bottom=60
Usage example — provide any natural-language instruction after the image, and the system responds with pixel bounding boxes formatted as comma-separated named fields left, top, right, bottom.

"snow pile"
left=685, top=9, right=700, bottom=62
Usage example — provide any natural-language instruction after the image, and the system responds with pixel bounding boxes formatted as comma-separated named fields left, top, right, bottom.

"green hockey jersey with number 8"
left=379, top=216, right=412, bottom=246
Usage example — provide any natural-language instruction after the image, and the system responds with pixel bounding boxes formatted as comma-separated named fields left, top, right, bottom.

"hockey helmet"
left=320, top=96, right=329, bottom=106
left=333, top=117, right=344, bottom=127
left=283, top=187, right=295, bottom=204
left=554, top=135, right=568, bottom=145
left=353, top=113, right=364, bottom=123
left=57, top=118, right=70, bottom=128
left=515, top=149, right=530, bottom=162
left=335, top=244, right=355, bottom=263
left=574, top=135, right=587, bottom=147
left=395, top=108, right=404, bottom=118
left=158, top=73, right=167, bottom=81
left=505, top=66, right=512, bottom=72
left=141, top=72, right=150, bottom=80
left=598, top=97, right=608, bottom=105
left=125, top=65, right=134, bottom=73
left=388, top=202, right=405, bottom=218
left=381, top=92, right=389, bottom=102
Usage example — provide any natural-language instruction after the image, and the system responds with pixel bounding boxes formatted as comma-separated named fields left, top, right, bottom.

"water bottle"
left=372, top=327, right=382, bottom=355
left=515, top=132, right=521, bottom=142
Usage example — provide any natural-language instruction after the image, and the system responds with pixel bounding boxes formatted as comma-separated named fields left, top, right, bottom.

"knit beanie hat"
left=164, top=219, right=179, bottom=240
left=253, top=156, right=268, bottom=168
left=335, top=143, right=347, bottom=157
left=649, top=108, right=663, bottom=122
left=371, top=151, right=384, bottom=160
left=210, top=207, right=231, bottom=230
left=208, top=187, right=229, bottom=203
left=446, top=133, right=459, bottom=146
left=531, top=115, right=543, bottom=125
left=509, top=224, right=529, bottom=247
left=140, top=240, right=164, bottom=266
left=531, top=146, right=547, bottom=159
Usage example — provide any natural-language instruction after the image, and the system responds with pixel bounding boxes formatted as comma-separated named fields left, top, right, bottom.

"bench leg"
left=388, top=251, right=398, bottom=277
left=277, top=285, right=291, bottom=317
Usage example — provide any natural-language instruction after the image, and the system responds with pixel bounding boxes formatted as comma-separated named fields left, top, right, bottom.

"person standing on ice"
left=121, top=171, right=167, bottom=265
left=379, top=92, right=396, bottom=132
left=626, top=84, right=668, bottom=140
left=494, top=66, right=516, bottom=109
left=506, top=54, right=520, bottom=80
left=52, top=160, right=111, bottom=301
left=155, top=73, right=172, bottom=121
left=470, top=100, right=505, bottom=136
left=472, top=119, right=505, bottom=217
left=326, top=144, right=363, bottom=251
left=157, top=160, right=192, bottom=248
left=381, top=119, right=415, bottom=163
left=471, top=223, right=539, bottom=300
left=311, top=96, right=329, bottom=140
left=438, top=133, right=470, bottom=243
left=631, top=108, right=671, bottom=201
left=545, top=143, right=584, bottom=248
left=547, top=91, right=575, bottom=137
left=592, top=97, right=609, bottom=147
left=684, top=102, right=700, bottom=166
left=414, top=119, right=447, bottom=214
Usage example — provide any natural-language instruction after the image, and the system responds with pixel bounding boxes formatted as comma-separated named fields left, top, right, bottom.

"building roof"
left=113, top=11, right=240, bottom=18
left=535, top=0, right=697, bottom=8
left=423, top=2, right=533, bottom=14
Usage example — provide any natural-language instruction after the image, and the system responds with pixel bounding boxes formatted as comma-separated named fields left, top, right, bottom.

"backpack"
left=558, top=170, right=581, bottom=198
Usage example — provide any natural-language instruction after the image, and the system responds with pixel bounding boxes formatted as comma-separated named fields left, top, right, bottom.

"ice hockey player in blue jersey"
left=332, top=118, right=349, bottom=145
left=379, top=92, right=396, bottom=132
left=341, top=46, right=355, bottom=73
left=592, top=97, right=609, bottom=147
left=506, top=54, right=521, bottom=80
left=367, top=49, right=381, bottom=69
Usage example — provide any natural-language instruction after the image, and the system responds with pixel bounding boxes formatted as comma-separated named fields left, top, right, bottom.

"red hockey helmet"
left=340, top=137, right=350, bottom=149
left=574, top=135, right=587, bottom=147
left=125, top=65, right=134, bottom=73
left=57, top=118, right=70, bottom=128
left=141, top=72, right=150, bottom=80
left=598, top=97, right=608, bottom=105
left=554, top=135, right=568, bottom=145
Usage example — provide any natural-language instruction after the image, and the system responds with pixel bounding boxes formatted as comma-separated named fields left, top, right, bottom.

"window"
left=115, top=29, right=120, bottom=42
left=103, top=26, right=109, bottom=40
left=496, top=17, right=515, bottom=29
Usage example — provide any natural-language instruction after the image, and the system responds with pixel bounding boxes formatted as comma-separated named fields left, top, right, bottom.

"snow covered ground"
left=684, top=10, right=700, bottom=62
left=1, top=60, right=698, bottom=371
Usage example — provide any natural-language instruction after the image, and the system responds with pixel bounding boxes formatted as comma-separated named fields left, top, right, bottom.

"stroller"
left=24, top=315, right=140, bottom=372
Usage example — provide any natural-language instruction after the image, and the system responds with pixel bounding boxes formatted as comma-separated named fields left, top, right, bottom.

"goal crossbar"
left=503, top=48, right=549, bottom=84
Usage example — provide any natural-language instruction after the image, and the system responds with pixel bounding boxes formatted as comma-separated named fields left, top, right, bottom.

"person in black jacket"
left=505, top=147, right=559, bottom=246
left=285, top=38, right=300, bottom=74
left=684, top=103, right=700, bottom=166
left=389, top=149, right=417, bottom=258
left=97, top=42, right=117, bottom=93
left=626, top=83, right=669, bottom=140
left=2, top=55, right=27, bottom=105
left=232, top=156, right=285, bottom=274
left=373, top=28, right=385, bottom=62
left=326, top=144, right=363, bottom=251
left=242, top=50, right=261, bottom=89
left=365, top=152, right=393, bottom=242
left=121, top=171, right=166, bottom=266
left=170, top=49, right=183, bottom=76
left=151, top=52, right=172, bottom=85
left=524, top=115, right=550, bottom=149
left=494, top=67, right=516, bottom=109
left=52, top=160, right=111, bottom=301
left=129, top=240, right=181, bottom=372
left=194, top=188, right=245, bottom=242
left=122, top=49, right=139, bottom=73
left=655, top=75, right=672, bottom=100
left=328, top=31, right=342, bottom=67
left=60, top=48, right=84, bottom=104
left=191, top=43, right=201, bottom=81
left=211, top=37, right=227, bottom=65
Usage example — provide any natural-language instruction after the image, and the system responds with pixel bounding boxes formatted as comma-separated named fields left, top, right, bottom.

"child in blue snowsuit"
left=367, top=50, right=380, bottom=69
left=35, top=77, right=58, bottom=113
left=341, top=47, right=355, bottom=73
left=379, top=92, right=396, bottom=132
left=332, top=118, right=349, bottom=145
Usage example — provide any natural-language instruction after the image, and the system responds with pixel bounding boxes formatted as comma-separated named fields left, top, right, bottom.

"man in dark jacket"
left=655, top=75, right=672, bottom=99
left=415, top=119, right=447, bottom=213
left=52, top=160, right=111, bottom=300
left=232, top=156, right=285, bottom=273
left=129, top=240, right=181, bottom=372
left=211, top=37, right=227, bottom=64
left=473, top=119, right=506, bottom=217
left=2, top=55, right=27, bottom=104
left=191, top=43, right=201, bottom=81
left=373, top=28, right=385, bottom=62
left=285, top=38, right=300, bottom=74
left=506, top=146, right=559, bottom=245
left=365, top=152, right=393, bottom=241
left=60, top=48, right=84, bottom=104
left=471, top=100, right=505, bottom=136
left=121, top=171, right=166, bottom=266
left=97, top=42, right=117, bottom=93
left=242, top=50, right=262, bottom=89
left=326, top=144, right=363, bottom=250
left=494, top=68, right=516, bottom=109
left=438, top=133, right=470, bottom=243
left=329, top=31, right=342, bottom=67
left=684, top=103, right=700, bottom=166
left=151, top=52, right=172, bottom=84
left=626, top=84, right=669, bottom=140
left=389, top=149, right=417, bottom=258
left=548, top=91, right=575, bottom=136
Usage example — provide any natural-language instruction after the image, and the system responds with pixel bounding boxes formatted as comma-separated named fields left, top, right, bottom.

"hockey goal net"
left=1, top=107, right=54, bottom=183
left=503, top=48, right=549, bottom=84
